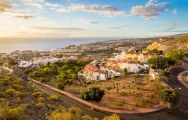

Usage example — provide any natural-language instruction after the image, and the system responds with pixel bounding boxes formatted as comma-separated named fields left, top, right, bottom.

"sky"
left=0, top=0, right=188, bottom=38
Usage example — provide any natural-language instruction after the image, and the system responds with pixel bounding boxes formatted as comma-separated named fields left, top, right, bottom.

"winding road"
left=2, top=62, right=188, bottom=120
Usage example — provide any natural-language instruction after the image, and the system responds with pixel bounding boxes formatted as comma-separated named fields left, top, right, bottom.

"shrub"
left=58, top=83, right=65, bottom=90
left=148, top=55, right=169, bottom=69
left=39, top=77, right=50, bottom=83
left=81, top=87, right=105, bottom=102
left=5, top=88, right=21, bottom=97
left=0, top=105, right=26, bottom=120
left=32, top=91, right=45, bottom=98
left=159, top=88, right=177, bottom=104
left=49, top=95, right=60, bottom=102
left=38, top=97, right=45, bottom=103
left=103, top=114, right=120, bottom=120
left=36, top=102, right=44, bottom=109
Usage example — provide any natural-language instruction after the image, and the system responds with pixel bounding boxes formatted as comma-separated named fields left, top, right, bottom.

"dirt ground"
left=65, top=75, right=164, bottom=110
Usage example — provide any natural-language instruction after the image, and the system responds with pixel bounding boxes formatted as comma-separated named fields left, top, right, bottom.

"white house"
left=33, top=57, right=63, bottom=65
left=82, top=64, right=106, bottom=81
left=106, top=60, right=148, bottom=73
left=18, top=61, right=33, bottom=68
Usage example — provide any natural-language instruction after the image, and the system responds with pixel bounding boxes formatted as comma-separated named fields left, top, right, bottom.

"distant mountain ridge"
left=147, top=34, right=188, bottom=53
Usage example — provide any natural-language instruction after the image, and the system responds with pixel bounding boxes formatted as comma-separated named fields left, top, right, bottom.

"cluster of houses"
left=80, top=51, right=152, bottom=81
left=18, top=57, right=64, bottom=68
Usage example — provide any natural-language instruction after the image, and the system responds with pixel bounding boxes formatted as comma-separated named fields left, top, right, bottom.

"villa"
left=106, top=60, right=148, bottom=73
left=82, top=64, right=107, bottom=81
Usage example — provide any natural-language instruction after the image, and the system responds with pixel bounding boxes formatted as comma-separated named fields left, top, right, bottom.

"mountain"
left=147, top=34, right=188, bottom=53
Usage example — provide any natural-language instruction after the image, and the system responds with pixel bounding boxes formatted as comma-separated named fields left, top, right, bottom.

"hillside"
left=147, top=34, right=188, bottom=53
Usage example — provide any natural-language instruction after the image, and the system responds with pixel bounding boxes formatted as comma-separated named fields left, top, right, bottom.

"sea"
left=0, top=37, right=120, bottom=53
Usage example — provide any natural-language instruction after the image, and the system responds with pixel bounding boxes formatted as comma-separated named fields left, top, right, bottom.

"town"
left=0, top=35, right=187, bottom=117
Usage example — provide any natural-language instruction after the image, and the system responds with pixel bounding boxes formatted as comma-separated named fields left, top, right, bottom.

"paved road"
left=32, top=62, right=188, bottom=120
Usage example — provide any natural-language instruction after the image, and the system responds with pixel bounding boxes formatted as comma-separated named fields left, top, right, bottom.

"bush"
left=159, top=87, right=177, bottom=104
left=49, top=95, right=60, bottom=102
left=39, top=77, right=50, bottom=83
left=5, top=88, right=21, bottom=97
left=0, top=105, right=26, bottom=120
left=58, top=83, right=65, bottom=90
left=36, top=102, right=44, bottom=109
left=32, top=91, right=45, bottom=98
left=47, top=106, right=83, bottom=120
left=81, top=87, right=105, bottom=102
left=165, top=49, right=185, bottom=61
left=38, top=97, right=45, bottom=103
left=160, top=69, right=172, bottom=77
left=148, top=55, right=169, bottom=69
left=103, top=114, right=120, bottom=120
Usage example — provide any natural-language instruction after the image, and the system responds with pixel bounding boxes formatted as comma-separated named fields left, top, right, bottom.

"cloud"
left=14, top=12, right=35, bottom=19
left=131, top=0, right=169, bottom=19
left=46, top=3, right=125, bottom=16
left=0, top=0, right=12, bottom=13
left=28, top=26, right=86, bottom=31
left=0, top=0, right=35, bottom=20
left=159, top=27, right=176, bottom=32
left=18, top=0, right=45, bottom=9
left=90, top=21, right=100, bottom=24
left=110, top=25, right=128, bottom=29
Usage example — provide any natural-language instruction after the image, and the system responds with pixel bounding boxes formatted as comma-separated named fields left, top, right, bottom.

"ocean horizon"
left=0, top=37, right=122, bottom=53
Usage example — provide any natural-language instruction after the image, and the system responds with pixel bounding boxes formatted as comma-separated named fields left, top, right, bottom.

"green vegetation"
left=0, top=73, right=66, bottom=120
left=103, top=114, right=120, bottom=120
left=165, top=49, right=185, bottom=62
left=58, top=82, right=65, bottom=90
left=160, top=69, right=172, bottom=77
left=30, top=60, right=87, bottom=84
left=147, top=49, right=163, bottom=55
left=81, top=87, right=105, bottom=102
left=86, top=48, right=119, bottom=55
left=159, top=87, right=177, bottom=104
left=0, top=104, right=26, bottom=120
left=0, top=72, right=103, bottom=119
left=47, top=106, right=97, bottom=120
left=148, top=55, right=169, bottom=69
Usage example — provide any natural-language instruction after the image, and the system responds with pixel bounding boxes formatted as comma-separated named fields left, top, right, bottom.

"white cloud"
left=46, top=3, right=125, bottom=16
left=0, top=0, right=12, bottom=13
left=28, top=26, right=85, bottom=31
left=131, top=0, right=169, bottom=20
left=17, top=0, right=45, bottom=9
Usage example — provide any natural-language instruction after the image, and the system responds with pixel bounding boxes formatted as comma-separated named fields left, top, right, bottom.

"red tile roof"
left=84, top=64, right=105, bottom=74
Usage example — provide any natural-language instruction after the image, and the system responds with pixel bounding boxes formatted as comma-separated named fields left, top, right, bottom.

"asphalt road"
left=32, top=62, right=188, bottom=120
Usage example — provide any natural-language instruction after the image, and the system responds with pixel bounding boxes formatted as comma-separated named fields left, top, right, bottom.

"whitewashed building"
left=82, top=64, right=107, bottom=81
left=106, top=60, right=148, bottom=73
